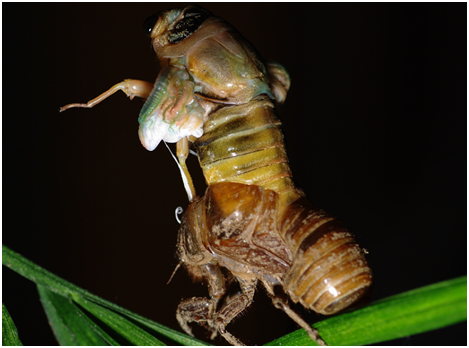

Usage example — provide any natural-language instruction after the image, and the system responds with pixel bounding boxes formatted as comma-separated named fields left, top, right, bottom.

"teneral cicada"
left=61, top=5, right=372, bottom=346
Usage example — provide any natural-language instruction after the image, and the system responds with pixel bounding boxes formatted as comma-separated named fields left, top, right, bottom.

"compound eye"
left=167, top=8, right=210, bottom=44
left=143, top=14, right=159, bottom=38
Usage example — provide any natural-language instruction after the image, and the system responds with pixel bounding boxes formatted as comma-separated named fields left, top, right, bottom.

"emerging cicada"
left=61, top=5, right=372, bottom=346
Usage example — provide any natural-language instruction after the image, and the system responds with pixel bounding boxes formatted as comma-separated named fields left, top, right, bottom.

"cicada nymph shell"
left=177, top=182, right=372, bottom=345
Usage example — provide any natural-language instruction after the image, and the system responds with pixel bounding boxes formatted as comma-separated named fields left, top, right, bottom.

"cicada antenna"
left=167, top=260, right=183, bottom=285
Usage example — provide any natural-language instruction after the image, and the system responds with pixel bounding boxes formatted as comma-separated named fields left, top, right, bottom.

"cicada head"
left=138, top=6, right=288, bottom=152
left=143, top=6, right=218, bottom=63
left=144, top=6, right=275, bottom=102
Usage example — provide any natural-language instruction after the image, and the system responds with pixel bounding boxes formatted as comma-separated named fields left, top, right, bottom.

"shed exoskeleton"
left=61, top=5, right=372, bottom=346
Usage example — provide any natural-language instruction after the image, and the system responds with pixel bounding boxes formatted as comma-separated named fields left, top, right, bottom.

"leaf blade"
left=38, top=285, right=112, bottom=346
left=3, top=245, right=209, bottom=346
left=73, top=296, right=165, bottom=346
left=266, top=276, right=467, bottom=346
left=2, top=303, right=23, bottom=346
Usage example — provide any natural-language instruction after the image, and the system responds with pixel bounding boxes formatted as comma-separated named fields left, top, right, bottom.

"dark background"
left=3, top=3, right=466, bottom=345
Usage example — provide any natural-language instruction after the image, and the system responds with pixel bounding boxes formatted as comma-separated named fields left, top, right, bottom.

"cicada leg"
left=261, top=280, right=326, bottom=346
left=271, top=296, right=326, bottom=346
left=176, top=296, right=217, bottom=337
left=59, top=79, right=154, bottom=112
left=176, top=263, right=226, bottom=338
left=212, top=274, right=257, bottom=346
left=176, top=137, right=197, bottom=201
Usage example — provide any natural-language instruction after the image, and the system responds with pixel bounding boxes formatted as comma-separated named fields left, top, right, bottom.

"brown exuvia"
left=61, top=5, right=372, bottom=346
left=177, top=181, right=371, bottom=345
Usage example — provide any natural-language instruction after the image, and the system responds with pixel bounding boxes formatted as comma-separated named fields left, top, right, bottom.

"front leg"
left=176, top=296, right=217, bottom=337
left=177, top=285, right=253, bottom=346
left=176, top=263, right=226, bottom=338
left=60, top=79, right=154, bottom=111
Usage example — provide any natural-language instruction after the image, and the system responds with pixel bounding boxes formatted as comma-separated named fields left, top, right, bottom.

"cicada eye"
left=167, top=7, right=210, bottom=44
left=143, top=14, right=159, bottom=38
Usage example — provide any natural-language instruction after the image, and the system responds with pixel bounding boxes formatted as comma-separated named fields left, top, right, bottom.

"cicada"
left=61, top=6, right=372, bottom=346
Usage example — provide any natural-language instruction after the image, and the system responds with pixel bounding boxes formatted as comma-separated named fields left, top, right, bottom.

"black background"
left=3, top=3, right=466, bottom=346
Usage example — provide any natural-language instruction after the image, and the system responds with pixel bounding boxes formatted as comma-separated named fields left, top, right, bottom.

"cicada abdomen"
left=194, top=96, right=301, bottom=207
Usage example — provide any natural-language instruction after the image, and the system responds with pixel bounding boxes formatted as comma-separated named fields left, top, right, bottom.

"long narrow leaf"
left=3, top=245, right=208, bottom=346
left=266, top=276, right=467, bottom=346
left=38, top=286, right=111, bottom=346
left=2, top=303, right=23, bottom=346
left=72, top=296, right=164, bottom=346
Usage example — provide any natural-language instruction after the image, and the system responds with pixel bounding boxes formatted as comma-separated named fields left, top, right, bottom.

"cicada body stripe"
left=195, top=97, right=300, bottom=205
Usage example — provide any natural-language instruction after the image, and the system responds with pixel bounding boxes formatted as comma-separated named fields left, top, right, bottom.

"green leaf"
left=3, top=245, right=209, bottom=346
left=72, top=295, right=165, bottom=346
left=2, top=303, right=23, bottom=346
left=38, top=285, right=111, bottom=345
left=265, top=275, right=467, bottom=346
